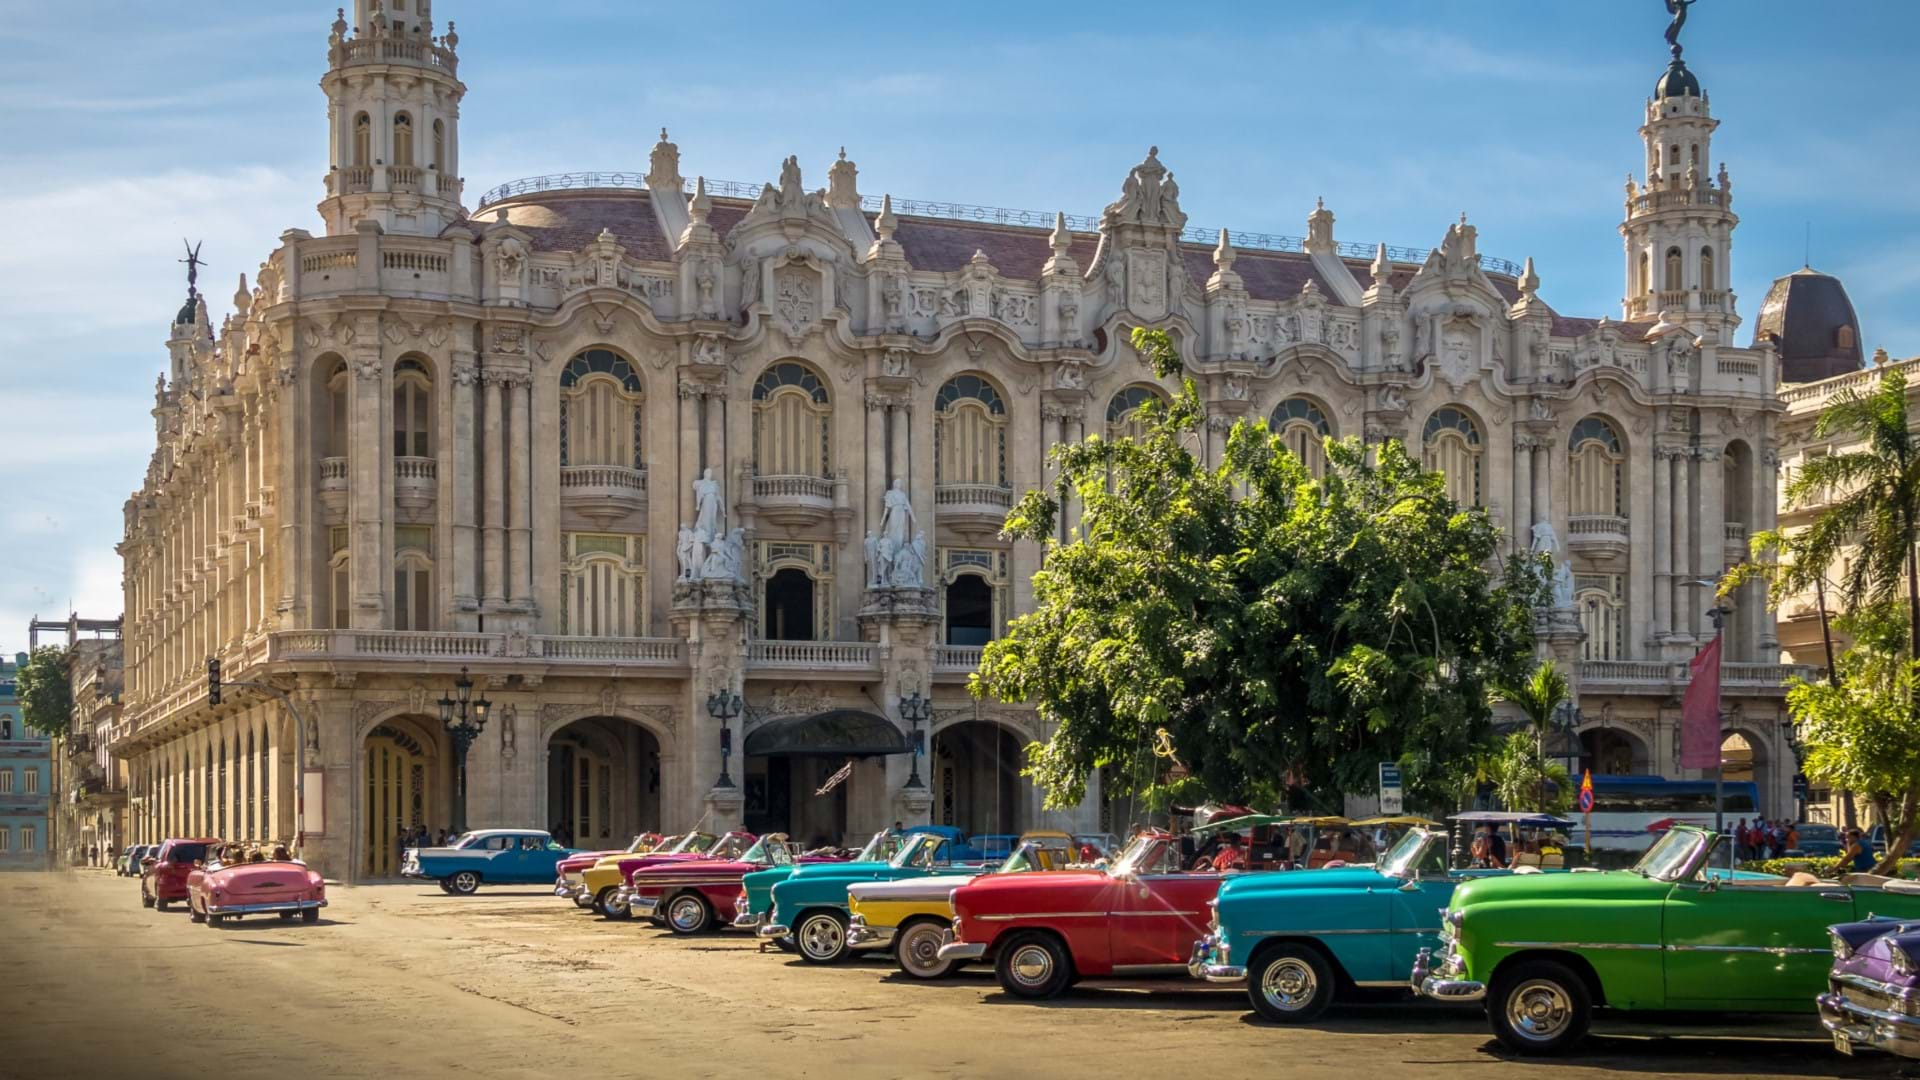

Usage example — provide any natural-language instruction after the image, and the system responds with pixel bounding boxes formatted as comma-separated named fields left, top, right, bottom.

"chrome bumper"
left=733, top=907, right=765, bottom=929
left=1410, top=946, right=1486, bottom=1003
left=1187, top=932, right=1245, bottom=982
left=632, top=895, right=660, bottom=918
left=1820, top=990, right=1920, bottom=1059
left=206, top=898, right=327, bottom=916
left=846, top=915, right=895, bottom=950
left=935, top=927, right=986, bottom=963
left=758, top=921, right=791, bottom=939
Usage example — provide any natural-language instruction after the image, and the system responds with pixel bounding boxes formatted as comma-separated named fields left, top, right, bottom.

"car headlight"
left=1829, top=929, right=1852, bottom=961
left=1444, top=910, right=1464, bottom=928
left=1892, top=943, right=1916, bottom=978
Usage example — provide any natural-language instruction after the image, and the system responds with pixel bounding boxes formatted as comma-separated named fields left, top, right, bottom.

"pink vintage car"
left=186, top=852, right=327, bottom=927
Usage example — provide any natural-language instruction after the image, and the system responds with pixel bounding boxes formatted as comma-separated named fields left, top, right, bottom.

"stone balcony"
left=935, top=483, right=1014, bottom=537
left=395, top=456, right=437, bottom=509
left=744, top=639, right=877, bottom=679
left=751, top=472, right=840, bottom=529
left=933, top=644, right=984, bottom=677
left=1566, top=514, right=1630, bottom=562
left=1724, top=521, right=1749, bottom=562
left=318, top=456, right=348, bottom=513
left=1578, top=658, right=1814, bottom=697
left=560, top=464, right=647, bottom=524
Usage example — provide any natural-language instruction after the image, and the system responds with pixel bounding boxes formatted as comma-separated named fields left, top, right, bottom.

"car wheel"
left=795, top=910, right=850, bottom=964
left=445, top=872, right=480, bottom=896
left=773, top=935, right=797, bottom=954
left=1247, top=945, right=1335, bottom=1023
left=1489, top=959, right=1592, bottom=1055
left=598, top=888, right=632, bottom=921
left=665, top=894, right=712, bottom=935
left=155, top=898, right=169, bottom=911
left=188, top=901, right=205, bottom=923
left=140, top=890, right=155, bottom=909
left=994, top=931, right=1074, bottom=999
left=302, top=907, right=320, bottom=923
left=895, top=920, right=957, bottom=980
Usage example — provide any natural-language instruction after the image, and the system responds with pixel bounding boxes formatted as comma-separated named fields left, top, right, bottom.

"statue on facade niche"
left=889, top=532, right=928, bottom=588
left=693, top=468, right=723, bottom=537
left=863, top=532, right=887, bottom=588
left=879, top=478, right=915, bottom=553
left=695, top=264, right=716, bottom=314
left=675, top=524, right=706, bottom=582
left=701, top=528, right=746, bottom=582
left=1552, top=559, right=1576, bottom=610
left=1529, top=520, right=1560, bottom=557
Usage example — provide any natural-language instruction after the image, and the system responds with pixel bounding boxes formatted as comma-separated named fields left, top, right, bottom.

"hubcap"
left=1506, top=979, right=1573, bottom=1042
left=1261, top=957, right=1319, bottom=1011
left=454, top=873, right=477, bottom=892
left=901, top=926, right=946, bottom=976
left=604, top=892, right=629, bottom=915
left=1009, top=944, right=1054, bottom=987
left=801, top=916, right=843, bottom=959
left=669, top=898, right=704, bottom=931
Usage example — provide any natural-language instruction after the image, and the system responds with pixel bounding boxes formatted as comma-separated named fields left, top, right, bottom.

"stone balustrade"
left=934, top=645, right=984, bottom=671
left=745, top=639, right=876, bottom=670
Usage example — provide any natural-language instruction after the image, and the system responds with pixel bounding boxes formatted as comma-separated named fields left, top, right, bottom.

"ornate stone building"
left=111, top=2, right=1811, bottom=881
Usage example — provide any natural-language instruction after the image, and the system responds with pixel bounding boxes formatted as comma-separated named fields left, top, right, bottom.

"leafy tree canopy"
left=973, top=328, right=1542, bottom=817
left=17, top=645, right=72, bottom=738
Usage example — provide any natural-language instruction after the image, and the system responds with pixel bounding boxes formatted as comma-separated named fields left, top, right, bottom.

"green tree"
left=17, top=645, right=73, bottom=738
left=973, top=328, right=1540, bottom=817
left=1489, top=657, right=1574, bottom=810
left=1484, top=730, right=1575, bottom=815
left=1784, top=605, right=1920, bottom=873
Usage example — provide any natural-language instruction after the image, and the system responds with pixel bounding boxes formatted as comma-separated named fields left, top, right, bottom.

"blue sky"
left=2, top=0, right=1916, bottom=650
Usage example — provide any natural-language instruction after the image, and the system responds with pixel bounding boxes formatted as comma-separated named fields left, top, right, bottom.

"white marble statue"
left=1551, top=559, right=1576, bottom=610
left=693, top=468, right=723, bottom=537
left=880, top=478, right=915, bottom=551
left=889, top=531, right=928, bottom=588
left=701, top=527, right=745, bottom=582
left=1529, top=520, right=1560, bottom=557
left=675, top=524, right=701, bottom=581
left=863, top=532, right=886, bottom=589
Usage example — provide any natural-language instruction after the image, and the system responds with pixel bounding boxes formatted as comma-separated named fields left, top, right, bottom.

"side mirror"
left=1397, top=878, right=1423, bottom=893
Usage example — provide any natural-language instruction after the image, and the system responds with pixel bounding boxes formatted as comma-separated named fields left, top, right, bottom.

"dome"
left=1754, top=267, right=1865, bottom=383
left=1654, top=58, right=1701, bottom=99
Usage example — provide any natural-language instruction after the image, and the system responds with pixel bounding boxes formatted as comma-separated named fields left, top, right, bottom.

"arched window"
left=945, top=573, right=994, bottom=647
left=1668, top=144, right=1680, bottom=166
left=1106, top=385, right=1164, bottom=441
left=393, top=357, right=432, bottom=459
left=935, top=374, right=1007, bottom=487
left=1698, top=246, right=1714, bottom=292
left=352, top=113, right=371, bottom=168
left=393, top=527, right=432, bottom=631
left=561, top=532, right=645, bottom=638
left=559, top=350, right=644, bottom=471
left=1664, top=247, right=1683, bottom=292
left=431, top=119, right=445, bottom=171
left=392, top=113, right=414, bottom=168
left=1271, top=396, right=1332, bottom=477
left=327, top=359, right=350, bottom=457
left=752, top=362, right=831, bottom=477
left=1568, top=416, right=1625, bottom=518
left=1421, top=406, right=1482, bottom=506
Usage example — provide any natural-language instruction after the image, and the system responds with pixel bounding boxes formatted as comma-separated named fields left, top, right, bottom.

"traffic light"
left=207, top=656, right=222, bottom=706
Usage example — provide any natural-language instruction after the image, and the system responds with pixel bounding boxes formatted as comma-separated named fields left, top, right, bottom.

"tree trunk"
left=1874, top=787, right=1920, bottom=877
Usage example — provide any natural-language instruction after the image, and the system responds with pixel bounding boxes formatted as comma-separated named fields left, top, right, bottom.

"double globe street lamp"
left=899, top=690, right=930, bottom=789
left=706, top=688, right=743, bottom=789
left=438, top=667, right=491, bottom=834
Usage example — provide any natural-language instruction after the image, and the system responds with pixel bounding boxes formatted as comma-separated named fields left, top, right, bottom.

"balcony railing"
left=1724, top=521, right=1748, bottom=543
left=395, top=456, right=437, bottom=481
left=1781, top=356, right=1920, bottom=406
left=318, top=457, right=348, bottom=487
left=1579, top=658, right=1815, bottom=690
left=388, top=165, right=422, bottom=192
left=561, top=465, right=647, bottom=492
left=746, top=640, right=876, bottom=670
left=336, top=165, right=373, bottom=194
left=1567, top=514, right=1629, bottom=536
left=753, top=474, right=833, bottom=501
left=934, top=645, right=984, bottom=671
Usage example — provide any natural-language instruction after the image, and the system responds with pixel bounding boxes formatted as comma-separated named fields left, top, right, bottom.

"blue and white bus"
left=1580, top=775, right=1762, bottom=855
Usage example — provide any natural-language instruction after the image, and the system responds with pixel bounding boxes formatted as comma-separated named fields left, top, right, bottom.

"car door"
left=1662, top=879, right=1850, bottom=1006
left=1112, top=843, right=1220, bottom=971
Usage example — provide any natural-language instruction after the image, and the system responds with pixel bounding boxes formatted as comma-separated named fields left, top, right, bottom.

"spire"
left=1369, top=243, right=1393, bottom=289
left=1303, top=197, right=1335, bottom=255
left=825, top=146, right=860, bottom=209
left=1049, top=211, right=1070, bottom=255
left=874, top=193, right=898, bottom=243
left=1518, top=256, right=1540, bottom=300
left=688, top=175, right=711, bottom=227
left=647, top=128, right=683, bottom=196
left=1212, top=227, right=1236, bottom=272
left=232, top=273, right=252, bottom=317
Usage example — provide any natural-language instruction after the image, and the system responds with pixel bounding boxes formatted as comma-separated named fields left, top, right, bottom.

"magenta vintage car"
left=1821, top=916, right=1920, bottom=1058
left=185, top=852, right=327, bottom=926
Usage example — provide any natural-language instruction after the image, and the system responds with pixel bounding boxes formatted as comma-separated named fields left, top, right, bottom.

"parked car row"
left=134, top=836, right=327, bottom=927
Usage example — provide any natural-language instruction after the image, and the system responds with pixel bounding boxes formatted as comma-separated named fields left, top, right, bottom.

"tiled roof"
left=891, top=217, right=1098, bottom=278
left=490, top=190, right=675, bottom=261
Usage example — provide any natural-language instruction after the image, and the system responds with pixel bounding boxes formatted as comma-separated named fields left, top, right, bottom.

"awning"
left=744, top=709, right=910, bottom=758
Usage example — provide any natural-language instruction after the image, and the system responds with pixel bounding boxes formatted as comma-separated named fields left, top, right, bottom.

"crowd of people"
left=394, top=824, right=461, bottom=865
left=1732, top=818, right=1798, bottom=861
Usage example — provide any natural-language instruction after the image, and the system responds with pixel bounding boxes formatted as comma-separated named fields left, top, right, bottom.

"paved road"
left=0, top=869, right=1892, bottom=1079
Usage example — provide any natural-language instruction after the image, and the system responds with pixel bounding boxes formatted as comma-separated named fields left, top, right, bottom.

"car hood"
left=848, top=874, right=979, bottom=904
left=1449, top=869, right=1663, bottom=908
left=782, top=860, right=891, bottom=883
left=628, top=859, right=762, bottom=881
left=1216, top=866, right=1389, bottom=901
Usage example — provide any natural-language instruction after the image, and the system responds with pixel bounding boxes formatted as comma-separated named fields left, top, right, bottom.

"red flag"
left=1679, top=634, right=1723, bottom=770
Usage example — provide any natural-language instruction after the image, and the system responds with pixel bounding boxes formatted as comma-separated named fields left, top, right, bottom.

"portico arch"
left=360, top=715, right=449, bottom=878
left=543, top=715, right=665, bottom=848
left=930, top=718, right=1033, bottom=838
left=1578, top=724, right=1652, bottom=775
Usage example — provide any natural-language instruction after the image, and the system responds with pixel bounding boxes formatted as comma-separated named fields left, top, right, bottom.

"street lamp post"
left=705, top=689, right=742, bottom=789
left=899, top=691, right=929, bottom=789
left=437, top=667, right=491, bottom=835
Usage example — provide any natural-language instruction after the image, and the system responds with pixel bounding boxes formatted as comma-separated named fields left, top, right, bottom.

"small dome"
left=174, top=294, right=198, bottom=326
left=1654, top=58, right=1701, bottom=99
left=1754, top=267, right=1864, bottom=383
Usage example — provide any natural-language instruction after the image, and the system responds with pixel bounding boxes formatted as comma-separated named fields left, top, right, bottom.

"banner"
left=1679, top=634, right=1723, bottom=770
left=814, top=759, right=854, bottom=796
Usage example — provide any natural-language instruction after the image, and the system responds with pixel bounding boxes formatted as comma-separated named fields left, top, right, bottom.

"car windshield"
left=1632, top=828, right=1706, bottom=881
left=448, top=832, right=481, bottom=849
left=169, top=843, right=208, bottom=863
left=890, top=832, right=952, bottom=869
left=998, top=841, right=1073, bottom=873
left=678, top=832, right=719, bottom=854
left=1380, top=830, right=1442, bottom=878
left=853, top=831, right=896, bottom=863
left=742, top=836, right=793, bottom=867
left=709, top=835, right=752, bottom=861
left=626, top=834, right=658, bottom=853
left=1109, top=834, right=1182, bottom=876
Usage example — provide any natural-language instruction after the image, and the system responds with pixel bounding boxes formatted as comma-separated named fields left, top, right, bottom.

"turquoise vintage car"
left=763, top=830, right=995, bottom=963
left=1190, top=826, right=1529, bottom=1021
left=1412, top=825, right=1920, bottom=1053
left=401, top=829, right=580, bottom=895
left=733, top=829, right=908, bottom=935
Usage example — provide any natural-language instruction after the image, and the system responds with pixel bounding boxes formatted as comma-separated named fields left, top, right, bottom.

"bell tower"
left=318, top=1, right=467, bottom=236
left=1619, top=2, right=1737, bottom=333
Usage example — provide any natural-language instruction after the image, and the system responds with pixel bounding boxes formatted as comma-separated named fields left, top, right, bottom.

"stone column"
left=348, top=346, right=387, bottom=628
left=888, top=401, right=909, bottom=489
left=1672, top=448, right=1693, bottom=643
left=508, top=373, right=534, bottom=609
left=1756, top=444, right=1781, bottom=661
left=1512, top=437, right=1534, bottom=551
left=1697, top=446, right=1725, bottom=649
left=449, top=353, right=479, bottom=628
left=1652, top=446, right=1673, bottom=643
left=1530, top=441, right=1550, bottom=532
left=678, top=382, right=700, bottom=525
left=864, top=391, right=887, bottom=542
left=480, top=371, right=506, bottom=609
left=704, top=386, right=726, bottom=476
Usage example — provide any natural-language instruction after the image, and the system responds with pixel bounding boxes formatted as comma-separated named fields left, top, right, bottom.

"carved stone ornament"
left=773, top=264, right=817, bottom=341
left=1101, top=147, right=1188, bottom=230
left=352, top=699, right=402, bottom=737
left=491, top=324, right=527, bottom=355
left=1126, top=249, right=1169, bottom=320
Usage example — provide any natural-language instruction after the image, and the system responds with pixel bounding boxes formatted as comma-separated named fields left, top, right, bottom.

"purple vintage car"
left=1819, top=918, right=1920, bottom=1059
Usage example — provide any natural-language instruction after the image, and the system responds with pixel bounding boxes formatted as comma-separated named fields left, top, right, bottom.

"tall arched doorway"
left=944, top=574, right=993, bottom=647
left=363, top=717, right=446, bottom=878
left=932, top=720, right=1028, bottom=837
left=764, top=568, right=816, bottom=640
left=546, top=717, right=662, bottom=848
left=1579, top=727, right=1652, bottom=776
left=1721, top=728, right=1776, bottom=818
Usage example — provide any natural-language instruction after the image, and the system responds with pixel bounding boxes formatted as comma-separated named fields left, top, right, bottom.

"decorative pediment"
left=1101, top=147, right=1187, bottom=232
left=733, top=155, right=846, bottom=240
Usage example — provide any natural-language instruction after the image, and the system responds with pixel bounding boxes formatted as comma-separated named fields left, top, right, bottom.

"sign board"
left=1793, top=773, right=1810, bottom=800
left=302, top=770, right=326, bottom=834
left=1578, top=769, right=1595, bottom=814
left=1377, top=763, right=1404, bottom=815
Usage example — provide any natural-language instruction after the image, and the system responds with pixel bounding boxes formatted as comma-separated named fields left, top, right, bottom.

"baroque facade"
left=113, top=2, right=1811, bottom=882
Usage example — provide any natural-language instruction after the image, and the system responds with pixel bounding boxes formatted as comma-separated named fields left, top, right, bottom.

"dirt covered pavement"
left=0, top=869, right=1892, bottom=1080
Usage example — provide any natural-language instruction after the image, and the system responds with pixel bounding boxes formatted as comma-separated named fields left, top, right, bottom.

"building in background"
left=0, top=653, right=51, bottom=870
left=111, top=3, right=1811, bottom=882
left=27, top=615, right=125, bottom=865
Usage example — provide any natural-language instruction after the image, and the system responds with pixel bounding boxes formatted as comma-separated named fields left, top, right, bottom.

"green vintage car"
left=1413, top=825, right=1920, bottom=1053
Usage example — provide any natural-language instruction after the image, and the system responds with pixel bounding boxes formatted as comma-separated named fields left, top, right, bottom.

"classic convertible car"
left=582, top=831, right=735, bottom=918
left=186, top=851, right=327, bottom=926
left=402, top=829, right=581, bottom=895
left=1192, top=824, right=1525, bottom=1020
left=734, top=829, right=903, bottom=937
left=1412, top=825, right=1920, bottom=1053
left=763, top=829, right=1000, bottom=963
left=1820, top=916, right=1920, bottom=1059
left=554, top=833, right=666, bottom=907
left=847, top=831, right=1079, bottom=979
left=141, top=838, right=219, bottom=910
left=939, top=829, right=1225, bottom=998
left=618, top=833, right=831, bottom=933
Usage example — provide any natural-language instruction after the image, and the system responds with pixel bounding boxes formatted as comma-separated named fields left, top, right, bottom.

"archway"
left=546, top=717, right=662, bottom=848
left=932, top=720, right=1028, bottom=838
left=1579, top=726, right=1652, bottom=776
left=362, top=716, right=448, bottom=878
left=1721, top=728, right=1777, bottom=818
left=744, top=710, right=906, bottom=846
left=764, top=567, right=815, bottom=641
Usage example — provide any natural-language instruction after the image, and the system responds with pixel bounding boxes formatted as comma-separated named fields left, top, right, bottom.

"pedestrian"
left=1211, top=833, right=1247, bottom=872
left=1846, top=829, right=1875, bottom=873
left=1786, top=822, right=1800, bottom=853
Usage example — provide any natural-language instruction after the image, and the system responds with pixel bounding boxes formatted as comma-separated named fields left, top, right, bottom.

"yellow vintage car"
left=578, top=832, right=720, bottom=916
left=845, top=830, right=1080, bottom=979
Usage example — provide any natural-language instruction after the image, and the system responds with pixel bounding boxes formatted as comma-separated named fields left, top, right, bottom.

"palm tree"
left=1488, top=731, right=1574, bottom=815
left=1490, top=658, right=1574, bottom=811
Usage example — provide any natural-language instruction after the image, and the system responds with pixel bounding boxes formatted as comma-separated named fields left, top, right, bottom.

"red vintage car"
left=140, top=837, right=219, bottom=910
left=582, top=831, right=746, bottom=918
left=939, top=830, right=1226, bottom=998
left=186, top=851, right=327, bottom=926
left=553, top=832, right=665, bottom=907
left=618, top=833, right=827, bottom=934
